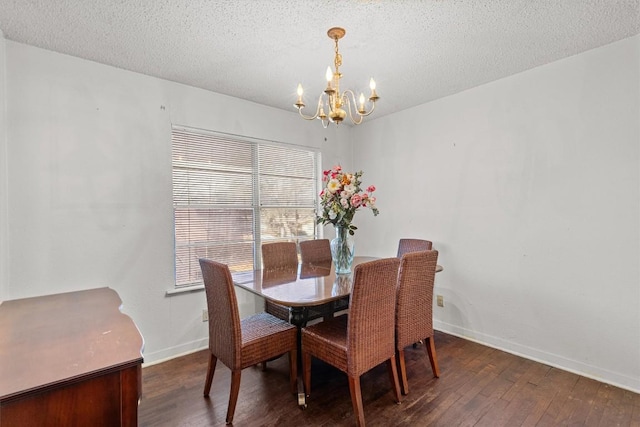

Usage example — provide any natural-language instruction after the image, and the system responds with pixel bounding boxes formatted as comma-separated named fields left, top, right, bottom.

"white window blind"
left=172, top=127, right=320, bottom=288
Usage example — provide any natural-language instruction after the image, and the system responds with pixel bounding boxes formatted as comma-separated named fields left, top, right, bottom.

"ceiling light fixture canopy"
left=294, top=27, right=378, bottom=128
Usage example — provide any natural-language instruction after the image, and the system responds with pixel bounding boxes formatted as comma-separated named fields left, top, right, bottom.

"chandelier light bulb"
left=294, top=83, right=305, bottom=109
left=369, top=78, right=376, bottom=90
left=326, top=67, right=333, bottom=82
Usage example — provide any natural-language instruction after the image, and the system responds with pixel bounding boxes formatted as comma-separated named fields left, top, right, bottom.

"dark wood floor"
left=139, top=331, right=640, bottom=426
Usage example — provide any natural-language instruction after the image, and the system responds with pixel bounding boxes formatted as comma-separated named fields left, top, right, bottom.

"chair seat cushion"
left=240, top=312, right=297, bottom=368
left=302, top=314, right=348, bottom=373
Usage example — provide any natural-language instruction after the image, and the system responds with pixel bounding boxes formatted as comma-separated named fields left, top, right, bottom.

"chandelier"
left=294, top=27, right=379, bottom=128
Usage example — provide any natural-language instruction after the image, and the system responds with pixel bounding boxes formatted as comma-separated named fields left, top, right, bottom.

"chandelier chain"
left=334, top=37, right=342, bottom=73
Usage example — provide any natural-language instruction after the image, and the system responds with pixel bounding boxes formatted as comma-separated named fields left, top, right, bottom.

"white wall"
left=0, top=31, right=7, bottom=301
left=352, top=35, right=640, bottom=392
left=2, top=40, right=350, bottom=363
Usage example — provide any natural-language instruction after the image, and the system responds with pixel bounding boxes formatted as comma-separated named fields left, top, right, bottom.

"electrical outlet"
left=436, top=295, right=444, bottom=307
left=202, top=309, right=208, bottom=322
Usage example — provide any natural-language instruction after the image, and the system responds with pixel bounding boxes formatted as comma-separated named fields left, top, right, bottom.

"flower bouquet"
left=317, top=165, right=379, bottom=273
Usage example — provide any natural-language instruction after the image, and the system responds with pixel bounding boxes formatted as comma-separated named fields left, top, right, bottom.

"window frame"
left=171, top=125, right=321, bottom=290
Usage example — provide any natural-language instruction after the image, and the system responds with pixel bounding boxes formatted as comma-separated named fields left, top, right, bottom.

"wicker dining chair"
left=299, top=239, right=346, bottom=318
left=299, top=239, right=332, bottom=264
left=396, top=238, right=433, bottom=258
left=395, top=250, right=440, bottom=395
left=302, top=257, right=402, bottom=427
left=262, top=241, right=299, bottom=269
left=262, top=242, right=299, bottom=322
left=199, top=258, right=298, bottom=425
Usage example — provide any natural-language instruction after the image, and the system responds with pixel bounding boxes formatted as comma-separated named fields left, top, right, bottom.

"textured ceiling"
left=0, top=1, right=638, bottom=120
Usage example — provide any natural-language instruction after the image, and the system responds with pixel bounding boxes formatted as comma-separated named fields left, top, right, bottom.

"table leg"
left=289, top=306, right=308, bottom=328
left=289, top=306, right=309, bottom=408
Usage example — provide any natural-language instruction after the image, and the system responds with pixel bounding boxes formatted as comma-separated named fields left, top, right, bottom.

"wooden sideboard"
left=0, top=287, right=144, bottom=426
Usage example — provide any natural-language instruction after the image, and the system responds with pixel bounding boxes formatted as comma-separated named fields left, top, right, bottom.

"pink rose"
left=367, top=185, right=376, bottom=193
left=350, top=194, right=362, bottom=208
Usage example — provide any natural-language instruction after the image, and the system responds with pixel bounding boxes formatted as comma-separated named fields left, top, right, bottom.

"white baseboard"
left=142, top=338, right=208, bottom=367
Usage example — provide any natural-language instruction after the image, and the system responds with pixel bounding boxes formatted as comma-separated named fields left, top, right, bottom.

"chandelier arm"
left=343, top=89, right=377, bottom=118
left=342, top=92, right=364, bottom=125
left=360, top=99, right=376, bottom=117
left=297, top=94, right=325, bottom=121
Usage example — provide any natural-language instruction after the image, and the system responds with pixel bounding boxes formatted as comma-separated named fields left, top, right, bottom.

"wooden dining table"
left=233, top=256, right=375, bottom=328
left=233, top=256, right=442, bottom=326
left=232, top=256, right=443, bottom=407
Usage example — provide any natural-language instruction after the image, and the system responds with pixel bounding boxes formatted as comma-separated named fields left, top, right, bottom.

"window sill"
left=165, top=284, right=204, bottom=296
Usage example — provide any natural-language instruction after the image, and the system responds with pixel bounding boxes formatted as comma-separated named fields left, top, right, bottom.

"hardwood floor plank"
left=435, top=357, right=514, bottom=425
left=537, top=367, right=582, bottom=424
left=138, top=332, right=639, bottom=426
left=564, top=376, right=607, bottom=425
left=629, top=390, right=640, bottom=426
left=501, top=359, right=551, bottom=402
left=584, top=381, right=616, bottom=427
left=600, top=385, right=634, bottom=426
left=474, top=397, right=511, bottom=426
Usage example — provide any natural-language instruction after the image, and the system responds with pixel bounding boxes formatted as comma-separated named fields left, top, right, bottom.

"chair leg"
left=225, top=370, right=242, bottom=425
left=397, top=349, right=410, bottom=395
left=203, top=353, right=217, bottom=397
left=387, top=355, right=402, bottom=403
left=425, top=336, right=440, bottom=378
left=288, top=348, right=298, bottom=394
left=348, top=375, right=366, bottom=427
left=302, top=352, right=312, bottom=397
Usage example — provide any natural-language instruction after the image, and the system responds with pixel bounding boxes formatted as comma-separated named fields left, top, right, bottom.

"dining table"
left=232, top=255, right=443, bottom=407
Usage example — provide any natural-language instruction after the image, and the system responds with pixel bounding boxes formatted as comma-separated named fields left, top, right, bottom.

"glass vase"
left=331, top=225, right=355, bottom=274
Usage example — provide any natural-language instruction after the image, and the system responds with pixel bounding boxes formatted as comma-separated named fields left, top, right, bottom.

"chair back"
left=199, top=258, right=242, bottom=369
left=299, top=239, right=332, bottom=264
left=395, top=250, right=439, bottom=350
left=262, top=241, right=298, bottom=269
left=396, top=238, right=433, bottom=258
left=347, top=257, right=400, bottom=376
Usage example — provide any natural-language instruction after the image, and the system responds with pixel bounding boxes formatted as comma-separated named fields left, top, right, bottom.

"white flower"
left=327, top=179, right=341, bottom=193
left=344, top=184, right=355, bottom=195
left=329, top=210, right=337, bottom=220
left=340, top=198, right=349, bottom=208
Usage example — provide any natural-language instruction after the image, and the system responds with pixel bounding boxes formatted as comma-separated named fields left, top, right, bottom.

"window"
left=172, top=126, right=320, bottom=288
